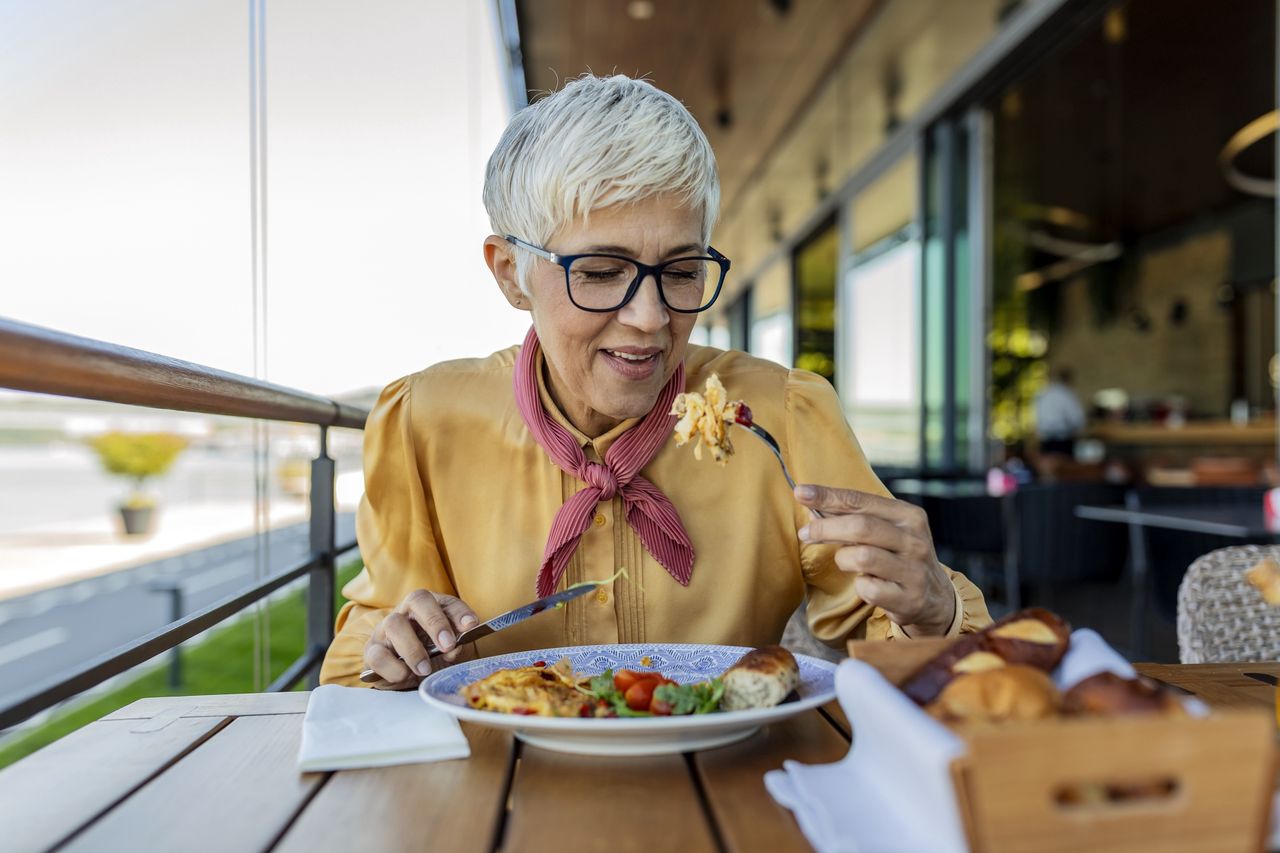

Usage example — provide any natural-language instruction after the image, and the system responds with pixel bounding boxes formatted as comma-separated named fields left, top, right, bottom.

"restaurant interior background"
left=0, top=0, right=1276, bottom=760
left=507, top=0, right=1280, bottom=655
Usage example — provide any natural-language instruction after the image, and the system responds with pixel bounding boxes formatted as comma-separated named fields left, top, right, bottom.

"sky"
left=0, top=0, right=531, bottom=398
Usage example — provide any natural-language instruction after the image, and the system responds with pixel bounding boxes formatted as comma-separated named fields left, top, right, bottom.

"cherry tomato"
left=613, top=669, right=648, bottom=692
left=624, top=678, right=660, bottom=712
left=650, top=697, right=673, bottom=716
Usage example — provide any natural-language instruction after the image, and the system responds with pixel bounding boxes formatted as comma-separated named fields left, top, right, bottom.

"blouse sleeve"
left=782, top=370, right=992, bottom=647
left=319, top=374, right=456, bottom=686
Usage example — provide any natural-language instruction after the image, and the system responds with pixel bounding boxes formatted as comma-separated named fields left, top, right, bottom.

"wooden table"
left=0, top=665, right=1273, bottom=853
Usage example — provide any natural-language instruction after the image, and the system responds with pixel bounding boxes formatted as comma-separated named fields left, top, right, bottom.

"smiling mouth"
left=603, top=349, right=659, bottom=363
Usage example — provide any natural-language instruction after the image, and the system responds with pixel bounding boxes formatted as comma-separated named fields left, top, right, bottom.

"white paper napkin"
left=765, top=629, right=1202, bottom=852
left=764, top=659, right=968, bottom=853
left=297, top=684, right=470, bottom=772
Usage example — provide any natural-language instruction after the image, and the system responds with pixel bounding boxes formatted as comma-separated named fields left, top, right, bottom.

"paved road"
left=0, top=512, right=356, bottom=702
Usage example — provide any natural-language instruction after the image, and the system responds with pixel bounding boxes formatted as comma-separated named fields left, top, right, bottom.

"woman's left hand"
left=795, top=483, right=956, bottom=636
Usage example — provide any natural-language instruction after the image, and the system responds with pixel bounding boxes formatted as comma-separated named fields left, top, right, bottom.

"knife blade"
left=1244, top=671, right=1279, bottom=687
left=358, top=582, right=600, bottom=683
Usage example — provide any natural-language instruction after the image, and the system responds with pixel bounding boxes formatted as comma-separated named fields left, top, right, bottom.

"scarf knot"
left=582, top=463, right=619, bottom=500
left=513, top=327, right=695, bottom=597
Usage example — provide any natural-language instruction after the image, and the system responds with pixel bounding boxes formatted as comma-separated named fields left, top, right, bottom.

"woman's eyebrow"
left=581, top=243, right=704, bottom=257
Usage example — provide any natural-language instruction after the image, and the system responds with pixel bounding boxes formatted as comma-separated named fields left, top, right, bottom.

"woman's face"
left=488, top=195, right=703, bottom=436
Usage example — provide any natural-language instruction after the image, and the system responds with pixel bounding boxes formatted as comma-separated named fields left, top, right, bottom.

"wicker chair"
left=1176, top=544, right=1280, bottom=663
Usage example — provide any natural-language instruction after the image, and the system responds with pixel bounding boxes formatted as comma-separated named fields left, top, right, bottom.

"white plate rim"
left=418, top=642, right=837, bottom=734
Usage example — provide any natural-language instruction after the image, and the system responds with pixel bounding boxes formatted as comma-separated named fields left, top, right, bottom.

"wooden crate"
left=848, top=639, right=1277, bottom=853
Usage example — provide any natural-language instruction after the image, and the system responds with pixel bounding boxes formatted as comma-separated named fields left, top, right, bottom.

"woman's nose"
left=617, top=272, right=669, bottom=331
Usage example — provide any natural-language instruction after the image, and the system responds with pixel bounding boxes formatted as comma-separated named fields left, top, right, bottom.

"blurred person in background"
left=1034, top=367, right=1086, bottom=468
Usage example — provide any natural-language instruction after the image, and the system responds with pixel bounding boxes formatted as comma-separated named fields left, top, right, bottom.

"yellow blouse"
left=319, top=344, right=991, bottom=686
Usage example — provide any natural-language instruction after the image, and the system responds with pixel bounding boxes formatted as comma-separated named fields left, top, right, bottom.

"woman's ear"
left=483, top=235, right=529, bottom=310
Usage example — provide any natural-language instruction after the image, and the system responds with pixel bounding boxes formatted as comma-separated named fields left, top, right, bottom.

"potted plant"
left=87, top=432, right=189, bottom=535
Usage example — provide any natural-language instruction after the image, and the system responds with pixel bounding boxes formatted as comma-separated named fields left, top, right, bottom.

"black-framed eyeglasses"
left=504, top=235, right=730, bottom=314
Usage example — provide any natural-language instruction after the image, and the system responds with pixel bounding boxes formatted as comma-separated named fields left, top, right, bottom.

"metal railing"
left=0, top=317, right=369, bottom=729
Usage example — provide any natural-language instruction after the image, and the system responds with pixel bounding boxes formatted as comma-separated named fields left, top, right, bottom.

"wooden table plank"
left=0, top=715, right=227, bottom=852
left=273, top=722, right=513, bottom=853
left=693, top=710, right=850, bottom=853
left=103, top=691, right=311, bottom=721
left=1135, top=662, right=1279, bottom=711
left=502, top=743, right=719, bottom=853
left=61, top=713, right=319, bottom=853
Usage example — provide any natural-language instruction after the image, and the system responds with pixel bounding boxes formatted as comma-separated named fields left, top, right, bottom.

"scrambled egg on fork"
left=670, top=373, right=744, bottom=465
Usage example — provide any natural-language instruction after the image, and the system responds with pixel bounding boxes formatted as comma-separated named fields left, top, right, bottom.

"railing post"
left=147, top=580, right=185, bottom=688
left=307, top=426, right=337, bottom=688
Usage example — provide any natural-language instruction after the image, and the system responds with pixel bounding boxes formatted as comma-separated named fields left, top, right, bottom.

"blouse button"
left=593, top=513, right=606, bottom=527
left=595, top=587, right=609, bottom=605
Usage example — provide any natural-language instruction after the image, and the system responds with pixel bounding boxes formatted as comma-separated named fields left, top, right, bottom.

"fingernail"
left=438, top=630, right=455, bottom=649
left=416, top=660, right=432, bottom=676
left=796, top=485, right=816, bottom=500
left=798, top=526, right=811, bottom=542
left=460, top=615, right=478, bottom=628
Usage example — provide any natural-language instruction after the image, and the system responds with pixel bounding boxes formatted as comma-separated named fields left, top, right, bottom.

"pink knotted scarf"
left=514, top=327, right=695, bottom=597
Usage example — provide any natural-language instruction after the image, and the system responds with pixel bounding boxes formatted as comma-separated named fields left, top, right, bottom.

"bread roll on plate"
left=720, top=645, right=800, bottom=711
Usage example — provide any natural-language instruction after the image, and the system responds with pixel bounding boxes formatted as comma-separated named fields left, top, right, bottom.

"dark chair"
left=887, top=478, right=1006, bottom=598
left=1132, top=486, right=1267, bottom=622
left=1004, top=483, right=1130, bottom=610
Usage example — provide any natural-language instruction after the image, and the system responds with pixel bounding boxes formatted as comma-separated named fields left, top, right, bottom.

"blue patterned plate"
left=420, top=643, right=837, bottom=756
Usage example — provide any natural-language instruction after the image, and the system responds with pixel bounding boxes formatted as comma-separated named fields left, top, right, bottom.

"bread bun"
left=951, top=651, right=1006, bottom=674
left=929, top=665, right=1061, bottom=726
left=900, top=608, right=1071, bottom=705
left=986, top=608, right=1070, bottom=671
left=900, top=633, right=991, bottom=705
left=1062, top=671, right=1186, bottom=717
left=720, top=645, right=800, bottom=711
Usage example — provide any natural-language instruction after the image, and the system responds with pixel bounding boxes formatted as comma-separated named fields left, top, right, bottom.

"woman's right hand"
left=362, top=589, right=480, bottom=689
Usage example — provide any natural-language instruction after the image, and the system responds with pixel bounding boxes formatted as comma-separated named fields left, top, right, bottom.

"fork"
left=732, top=404, right=826, bottom=519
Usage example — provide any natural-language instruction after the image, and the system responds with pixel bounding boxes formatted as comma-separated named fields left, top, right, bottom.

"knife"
left=358, top=582, right=600, bottom=683
left=1244, top=671, right=1279, bottom=687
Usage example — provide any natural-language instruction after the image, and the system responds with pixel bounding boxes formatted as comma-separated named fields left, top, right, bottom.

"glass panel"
left=951, top=130, right=973, bottom=464
left=0, top=1, right=252, bottom=369
left=844, top=235, right=921, bottom=467
left=844, top=152, right=921, bottom=469
left=0, top=0, right=511, bottom=760
left=750, top=261, right=792, bottom=367
left=0, top=0, right=262, bottom=732
left=922, top=131, right=948, bottom=470
left=793, top=221, right=839, bottom=383
left=265, top=0, right=525, bottom=392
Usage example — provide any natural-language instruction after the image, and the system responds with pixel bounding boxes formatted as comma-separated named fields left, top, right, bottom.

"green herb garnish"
left=567, top=566, right=644, bottom=592
left=653, top=679, right=725, bottom=715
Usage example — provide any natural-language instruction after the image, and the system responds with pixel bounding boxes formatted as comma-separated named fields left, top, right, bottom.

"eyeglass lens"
left=566, top=256, right=719, bottom=311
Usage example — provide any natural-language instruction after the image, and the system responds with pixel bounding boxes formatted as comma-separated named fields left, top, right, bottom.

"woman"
left=320, top=75, right=990, bottom=689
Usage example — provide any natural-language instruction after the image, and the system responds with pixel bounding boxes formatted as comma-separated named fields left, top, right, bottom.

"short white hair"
left=484, top=74, right=720, bottom=289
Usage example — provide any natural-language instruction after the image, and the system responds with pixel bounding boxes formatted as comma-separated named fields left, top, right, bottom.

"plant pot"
left=120, top=505, right=155, bottom=536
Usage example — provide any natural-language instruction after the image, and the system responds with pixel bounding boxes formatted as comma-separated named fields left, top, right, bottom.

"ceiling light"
left=1220, top=110, right=1277, bottom=197
left=627, top=1, right=655, bottom=20
left=1103, top=8, right=1126, bottom=44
